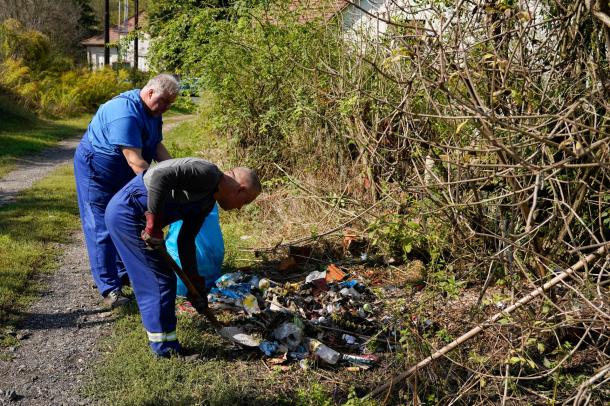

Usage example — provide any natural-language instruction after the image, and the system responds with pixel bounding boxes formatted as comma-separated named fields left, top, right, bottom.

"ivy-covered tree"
left=75, top=0, right=100, bottom=38
left=147, top=0, right=235, bottom=72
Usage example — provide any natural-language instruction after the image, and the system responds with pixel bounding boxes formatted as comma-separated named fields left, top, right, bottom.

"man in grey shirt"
left=105, top=158, right=261, bottom=358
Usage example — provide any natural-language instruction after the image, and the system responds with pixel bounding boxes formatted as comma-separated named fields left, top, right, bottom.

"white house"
left=335, top=0, right=431, bottom=41
left=81, top=13, right=150, bottom=71
left=293, top=0, right=429, bottom=41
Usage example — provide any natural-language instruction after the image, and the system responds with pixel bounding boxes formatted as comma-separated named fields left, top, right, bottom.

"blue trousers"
left=106, top=174, right=200, bottom=356
left=74, top=137, right=134, bottom=296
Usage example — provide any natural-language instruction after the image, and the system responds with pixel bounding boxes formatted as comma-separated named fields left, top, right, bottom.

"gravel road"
left=0, top=114, right=194, bottom=405
left=0, top=234, right=116, bottom=405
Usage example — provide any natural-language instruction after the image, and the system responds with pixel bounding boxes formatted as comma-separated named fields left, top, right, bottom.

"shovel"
left=156, top=247, right=221, bottom=329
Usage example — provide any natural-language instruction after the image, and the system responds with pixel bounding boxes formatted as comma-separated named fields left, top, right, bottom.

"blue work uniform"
left=105, top=159, right=222, bottom=357
left=74, top=89, right=163, bottom=297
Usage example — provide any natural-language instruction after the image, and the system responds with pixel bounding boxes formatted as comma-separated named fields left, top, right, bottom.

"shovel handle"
left=157, top=248, right=221, bottom=328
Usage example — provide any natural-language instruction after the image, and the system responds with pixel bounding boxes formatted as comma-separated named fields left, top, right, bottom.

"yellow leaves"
left=0, top=19, right=50, bottom=65
left=455, top=120, right=468, bottom=135
left=0, top=58, right=30, bottom=86
left=381, top=47, right=414, bottom=68
left=517, top=11, right=531, bottom=23
left=480, top=53, right=508, bottom=69
left=543, top=357, right=552, bottom=368
left=507, top=355, right=537, bottom=369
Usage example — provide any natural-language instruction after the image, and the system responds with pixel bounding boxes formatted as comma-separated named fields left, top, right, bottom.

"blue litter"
left=339, top=279, right=360, bottom=288
left=259, top=340, right=279, bottom=356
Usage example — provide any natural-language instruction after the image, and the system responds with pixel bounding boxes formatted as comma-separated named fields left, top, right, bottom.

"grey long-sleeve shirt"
left=143, top=157, right=223, bottom=215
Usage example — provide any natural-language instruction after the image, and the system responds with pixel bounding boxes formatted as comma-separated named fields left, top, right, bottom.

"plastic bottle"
left=241, top=294, right=261, bottom=315
left=307, top=338, right=341, bottom=365
left=341, top=353, right=380, bottom=366
left=273, top=322, right=303, bottom=350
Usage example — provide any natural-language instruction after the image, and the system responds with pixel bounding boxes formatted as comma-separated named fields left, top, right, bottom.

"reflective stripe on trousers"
left=105, top=174, right=181, bottom=357
left=147, top=330, right=177, bottom=342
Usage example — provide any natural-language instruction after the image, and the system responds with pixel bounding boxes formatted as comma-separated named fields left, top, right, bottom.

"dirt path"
left=0, top=234, right=117, bottom=405
left=0, top=138, right=81, bottom=206
left=0, top=114, right=195, bottom=405
left=0, top=116, right=192, bottom=207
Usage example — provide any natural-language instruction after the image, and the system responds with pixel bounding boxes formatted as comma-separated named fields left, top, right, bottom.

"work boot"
left=156, top=348, right=202, bottom=362
left=103, top=288, right=130, bottom=309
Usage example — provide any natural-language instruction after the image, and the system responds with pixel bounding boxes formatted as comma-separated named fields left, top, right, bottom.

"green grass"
left=86, top=306, right=349, bottom=405
left=167, top=94, right=197, bottom=115
left=84, top=114, right=354, bottom=405
left=0, top=164, right=81, bottom=347
left=0, top=108, right=358, bottom=404
left=87, top=309, right=285, bottom=405
left=0, top=107, right=89, bottom=177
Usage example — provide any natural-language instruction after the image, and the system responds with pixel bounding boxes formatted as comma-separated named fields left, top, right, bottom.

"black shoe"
left=103, top=289, right=130, bottom=309
left=157, top=348, right=202, bottom=361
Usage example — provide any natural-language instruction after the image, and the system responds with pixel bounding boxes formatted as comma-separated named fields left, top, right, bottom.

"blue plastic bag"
left=165, top=204, right=224, bottom=296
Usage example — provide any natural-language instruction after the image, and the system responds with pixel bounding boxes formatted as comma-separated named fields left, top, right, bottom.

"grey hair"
left=143, top=74, right=179, bottom=97
left=234, top=167, right=262, bottom=195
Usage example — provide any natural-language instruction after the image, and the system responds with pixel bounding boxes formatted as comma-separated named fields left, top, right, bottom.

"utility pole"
left=134, top=0, right=139, bottom=71
left=104, top=0, right=110, bottom=66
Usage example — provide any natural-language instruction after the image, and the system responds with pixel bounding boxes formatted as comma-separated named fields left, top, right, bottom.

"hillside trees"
left=0, top=0, right=98, bottom=57
left=0, top=18, right=131, bottom=117
left=146, top=0, right=610, bottom=403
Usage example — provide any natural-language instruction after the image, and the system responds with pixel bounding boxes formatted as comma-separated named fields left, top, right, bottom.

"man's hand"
left=141, top=211, right=164, bottom=250
left=187, top=293, right=208, bottom=314
left=188, top=293, right=220, bottom=327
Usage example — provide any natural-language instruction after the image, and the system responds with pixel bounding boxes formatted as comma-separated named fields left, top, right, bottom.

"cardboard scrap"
left=326, top=264, right=346, bottom=282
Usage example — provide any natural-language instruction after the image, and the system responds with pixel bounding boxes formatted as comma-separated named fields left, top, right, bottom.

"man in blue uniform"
left=105, top=158, right=261, bottom=357
left=74, top=74, right=178, bottom=308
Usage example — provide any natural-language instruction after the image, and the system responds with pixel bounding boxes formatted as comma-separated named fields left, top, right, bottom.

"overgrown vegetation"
left=0, top=18, right=143, bottom=117
left=147, top=0, right=610, bottom=403
left=85, top=114, right=379, bottom=405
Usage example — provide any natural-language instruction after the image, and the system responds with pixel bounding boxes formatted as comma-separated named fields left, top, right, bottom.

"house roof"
left=290, top=0, right=349, bottom=23
left=261, top=0, right=348, bottom=24
left=81, top=12, right=147, bottom=46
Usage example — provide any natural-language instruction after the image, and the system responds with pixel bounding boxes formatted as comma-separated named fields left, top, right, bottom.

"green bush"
left=0, top=18, right=140, bottom=117
left=149, top=0, right=354, bottom=178
left=0, top=58, right=132, bottom=117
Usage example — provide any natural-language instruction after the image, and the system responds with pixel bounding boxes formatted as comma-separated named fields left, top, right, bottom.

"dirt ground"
left=0, top=117, right=193, bottom=405
left=0, top=233, right=116, bottom=405
left=0, top=135, right=112, bottom=404
left=0, top=137, right=81, bottom=206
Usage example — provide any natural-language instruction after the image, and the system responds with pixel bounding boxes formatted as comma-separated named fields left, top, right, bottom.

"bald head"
left=233, top=167, right=262, bottom=195
left=215, top=167, right=261, bottom=210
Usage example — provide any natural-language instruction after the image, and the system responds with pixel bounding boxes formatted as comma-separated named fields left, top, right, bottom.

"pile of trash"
left=200, top=264, right=384, bottom=369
